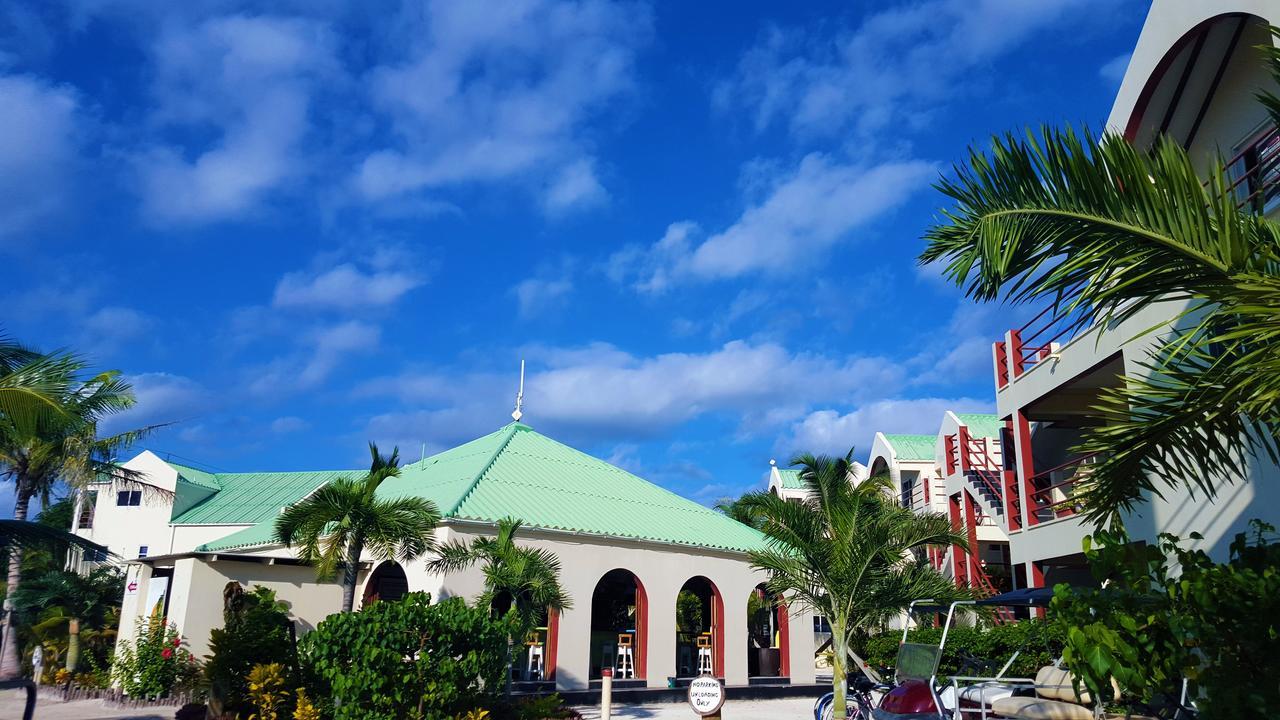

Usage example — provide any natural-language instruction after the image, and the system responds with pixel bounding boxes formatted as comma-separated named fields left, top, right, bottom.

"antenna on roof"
left=511, top=359, right=526, bottom=423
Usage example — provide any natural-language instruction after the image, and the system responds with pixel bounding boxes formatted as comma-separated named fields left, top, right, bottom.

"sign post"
left=687, top=675, right=725, bottom=720
left=601, top=667, right=613, bottom=720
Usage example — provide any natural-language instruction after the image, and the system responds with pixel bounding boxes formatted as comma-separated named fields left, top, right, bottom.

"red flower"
left=161, top=648, right=173, bottom=660
left=172, top=637, right=182, bottom=647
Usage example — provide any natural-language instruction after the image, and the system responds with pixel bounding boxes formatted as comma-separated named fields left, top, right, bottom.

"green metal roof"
left=195, top=423, right=767, bottom=555
left=197, top=522, right=277, bottom=552
left=777, top=468, right=804, bottom=490
left=882, top=434, right=936, bottom=462
left=166, top=462, right=221, bottom=492
left=169, top=466, right=361, bottom=525
left=955, top=413, right=1002, bottom=439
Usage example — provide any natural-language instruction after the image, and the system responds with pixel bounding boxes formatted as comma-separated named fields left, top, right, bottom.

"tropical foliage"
left=11, top=566, right=123, bottom=672
left=206, top=584, right=296, bottom=719
left=860, top=620, right=1065, bottom=682
left=0, top=346, right=160, bottom=678
left=918, top=41, right=1280, bottom=524
left=429, top=517, right=570, bottom=648
left=740, top=452, right=967, bottom=720
left=112, top=611, right=200, bottom=699
left=713, top=491, right=770, bottom=530
left=299, top=593, right=510, bottom=720
left=1051, top=520, right=1280, bottom=718
left=275, top=443, right=441, bottom=612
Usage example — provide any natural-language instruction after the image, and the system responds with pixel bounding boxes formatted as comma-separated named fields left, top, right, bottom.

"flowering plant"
left=112, top=611, right=201, bottom=699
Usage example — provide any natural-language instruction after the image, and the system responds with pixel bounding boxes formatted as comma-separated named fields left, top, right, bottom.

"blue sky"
left=0, top=0, right=1147, bottom=511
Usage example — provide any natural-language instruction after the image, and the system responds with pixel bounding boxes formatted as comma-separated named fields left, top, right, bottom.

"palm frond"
left=0, top=520, right=113, bottom=557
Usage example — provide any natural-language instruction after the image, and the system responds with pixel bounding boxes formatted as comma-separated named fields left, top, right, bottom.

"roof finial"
left=511, top=359, right=526, bottom=423
left=769, top=458, right=777, bottom=467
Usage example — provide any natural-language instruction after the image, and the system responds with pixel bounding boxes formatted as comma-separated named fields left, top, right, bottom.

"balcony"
left=993, top=125, right=1280, bottom=392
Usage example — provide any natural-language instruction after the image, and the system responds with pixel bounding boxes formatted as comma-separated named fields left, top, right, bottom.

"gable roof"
left=197, top=423, right=767, bottom=555
left=776, top=468, right=804, bottom=490
left=882, top=434, right=936, bottom=462
left=168, top=464, right=361, bottom=525
left=955, top=413, right=1002, bottom=439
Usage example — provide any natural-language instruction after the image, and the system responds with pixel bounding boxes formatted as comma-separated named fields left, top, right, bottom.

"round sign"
left=687, top=675, right=725, bottom=716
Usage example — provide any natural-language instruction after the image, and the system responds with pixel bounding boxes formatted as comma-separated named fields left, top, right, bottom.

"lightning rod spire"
left=511, top=359, right=526, bottom=423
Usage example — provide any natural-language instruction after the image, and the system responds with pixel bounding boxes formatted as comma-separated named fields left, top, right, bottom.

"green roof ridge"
left=445, top=422, right=524, bottom=516
left=955, top=413, right=1002, bottom=439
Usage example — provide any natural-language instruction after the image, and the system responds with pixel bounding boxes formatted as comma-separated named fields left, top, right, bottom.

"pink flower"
left=161, top=648, right=173, bottom=660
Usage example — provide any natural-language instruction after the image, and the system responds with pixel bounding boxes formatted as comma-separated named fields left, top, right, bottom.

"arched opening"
left=674, top=576, right=724, bottom=679
left=361, top=561, right=409, bottom=607
left=746, top=584, right=790, bottom=681
left=589, top=569, right=647, bottom=680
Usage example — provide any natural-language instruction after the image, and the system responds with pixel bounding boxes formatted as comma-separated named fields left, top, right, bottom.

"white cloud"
left=717, top=0, right=1104, bottom=139
left=0, top=74, right=79, bottom=241
left=270, top=415, right=309, bottom=434
left=103, top=372, right=212, bottom=434
left=135, top=14, right=336, bottom=224
left=543, top=158, right=608, bottom=214
left=611, top=156, right=935, bottom=288
left=360, top=340, right=903, bottom=446
left=273, top=263, right=425, bottom=311
left=1099, top=52, right=1131, bottom=87
left=784, top=396, right=993, bottom=458
left=513, top=276, right=573, bottom=318
left=355, top=0, right=649, bottom=212
left=79, top=306, right=155, bottom=353
left=300, top=320, right=380, bottom=386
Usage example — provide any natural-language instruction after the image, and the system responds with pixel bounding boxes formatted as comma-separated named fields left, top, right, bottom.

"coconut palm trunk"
left=829, top=617, right=849, bottom=720
left=341, top=538, right=364, bottom=613
left=1, top=490, right=33, bottom=680
left=65, top=618, right=80, bottom=673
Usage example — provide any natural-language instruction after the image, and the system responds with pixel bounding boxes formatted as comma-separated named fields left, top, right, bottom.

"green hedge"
left=858, top=619, right=1064, bottom=680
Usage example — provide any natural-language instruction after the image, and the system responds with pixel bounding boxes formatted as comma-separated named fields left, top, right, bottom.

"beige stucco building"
left=74, top=422, right=814, bottom=692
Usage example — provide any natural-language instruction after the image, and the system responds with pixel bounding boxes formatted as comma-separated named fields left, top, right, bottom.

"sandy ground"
left=2, top=688, right=817, bottom=720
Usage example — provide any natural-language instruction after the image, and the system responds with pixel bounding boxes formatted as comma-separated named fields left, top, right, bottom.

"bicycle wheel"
left=814, top=692, right=834, bottom=720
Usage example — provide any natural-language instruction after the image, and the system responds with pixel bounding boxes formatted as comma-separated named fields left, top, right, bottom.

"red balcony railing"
left=1025, top=452, right=1102, bottom=523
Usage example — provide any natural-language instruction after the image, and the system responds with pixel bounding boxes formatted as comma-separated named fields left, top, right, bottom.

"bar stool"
left=615, top=633, right=635, bottom=679
left=525, top=631, right=544, bottom=680
left=696, top=633, right=713, bottom=675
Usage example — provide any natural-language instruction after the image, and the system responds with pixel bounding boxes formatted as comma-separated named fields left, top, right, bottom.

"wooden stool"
left=696, top=633, right=713, bottom=675
left=615, top=633, right=635, bottom=678
left=525, top=631, right=544, bottom=680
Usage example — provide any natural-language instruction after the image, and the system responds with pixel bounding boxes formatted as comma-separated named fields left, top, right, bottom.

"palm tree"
left=714, top=491, right=770, bottom=530
left=428, top=517, right=571, bottom=690
left=12, top=567, right=123, bottom=672
left=0, top=359, right=158, bottom=680
left=275, top=443, right=441, bottom=613
left=918, top=116, right=1280, bottom=524
left=740, top=451, right=966, bottom=720
left=0, top=336, right=77, bottom=430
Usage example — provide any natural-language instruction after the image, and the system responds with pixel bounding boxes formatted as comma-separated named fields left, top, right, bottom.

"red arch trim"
left=546, top=608, right=559, bottom=680
left=634, top=575, right=648, bottom=679
left=777, top=599, right=791, bottom=677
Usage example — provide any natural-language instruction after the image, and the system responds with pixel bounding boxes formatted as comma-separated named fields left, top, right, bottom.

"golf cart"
left=874, top=588, right=1058, bottom=720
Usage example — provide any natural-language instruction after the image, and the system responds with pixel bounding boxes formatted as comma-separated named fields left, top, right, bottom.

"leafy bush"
left=859, top=619, right=1064, bottom=680
left=247, top=663, right=289, bottom=720
left=112, top=612, right=200, bottom=698
left=300, top=592, right=510, bottom=720
left=206, top=584, right=296, bottom=718
left=1052, top=521, right=1280, bottom=718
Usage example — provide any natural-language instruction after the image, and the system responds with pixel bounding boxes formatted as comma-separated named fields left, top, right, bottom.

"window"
left=85, top=548, right=108, bottom=563
left=138, top=546, right=148, bottom=558
left=116, top=490, right=141, bottom=507
left=77, top=492, right=97, bottom=529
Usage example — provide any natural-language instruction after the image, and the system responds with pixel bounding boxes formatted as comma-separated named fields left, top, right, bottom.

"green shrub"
left=858, top=619, right=1064, bottom=680
left=1052, top=521, right=1280, bottom=718
left=300, top=592, right=510, bottom=720
left=205, top=584, right=297, bottom=718
left=112, top=612, right=200, bottom=698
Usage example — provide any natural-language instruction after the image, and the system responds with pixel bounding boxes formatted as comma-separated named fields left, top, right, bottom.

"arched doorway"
left=589, top=569, right=647, bottom=680
left=361, top=561, right=409, bottom=606
left=746, top=584, right=790, bottom=680
left=675, top=576, right=724, bottom=678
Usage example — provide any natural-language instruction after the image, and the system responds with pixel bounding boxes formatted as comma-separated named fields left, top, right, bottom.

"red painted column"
left=963, top=492, right=980, bottom=588
left=944, top=435, right=956, bottom=475
left=1007, top=329, right=1026, bottom=378
left=1013, top=411, right=1038, bottom=528
left=957, top=425, right=971, bottom=472
left=1027, top=561, right=1046, bottom=619
left=634, top=578, right=648, bottom=679
left=993, top=341, right=1009, bottom=389
left=712, top=585, right=725, bottom=679
left=949, top=494, right=967, bottom=586
left=546, top=608, right=559, bottom=680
